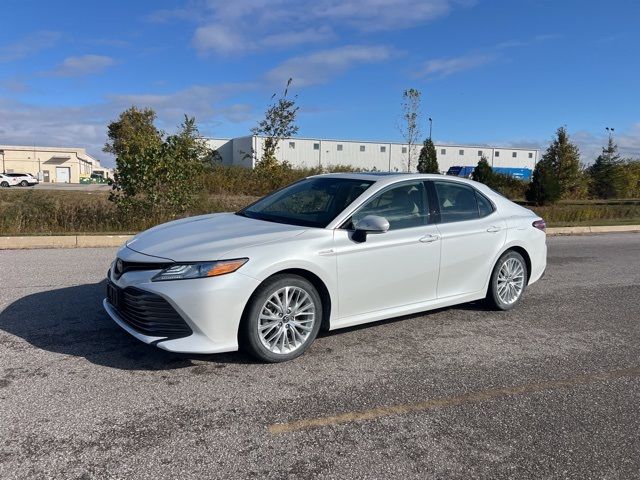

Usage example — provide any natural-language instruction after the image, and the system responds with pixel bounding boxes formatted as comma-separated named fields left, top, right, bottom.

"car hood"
left=126, top=212, right=307, bottom=262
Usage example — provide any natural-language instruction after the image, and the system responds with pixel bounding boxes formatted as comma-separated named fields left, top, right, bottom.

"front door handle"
left=487, top=226, right=502, bottom=233
left=419, top=233, right=440, bottom=243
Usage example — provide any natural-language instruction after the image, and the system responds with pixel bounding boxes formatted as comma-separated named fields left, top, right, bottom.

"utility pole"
left=428, top=118, right=433, bottom=140
left=0, top=149, right=4, bottom=173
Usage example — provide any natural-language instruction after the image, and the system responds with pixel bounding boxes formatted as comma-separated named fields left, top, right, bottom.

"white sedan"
left=104, top=173, right=547, bottom=362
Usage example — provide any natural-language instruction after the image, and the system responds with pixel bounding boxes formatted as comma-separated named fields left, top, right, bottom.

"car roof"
left=310, top=172, right=484, bottom=188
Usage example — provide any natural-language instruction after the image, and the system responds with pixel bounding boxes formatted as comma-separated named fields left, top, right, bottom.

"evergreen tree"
left=417, top=138, right=439, bottom=173
left=544, top=127, right=583, bottom=198
left=588, top=137, right=624, bottom=199
left=525, top=158, right=561, bottom=205
left=471, top=156, right=493, bottom=184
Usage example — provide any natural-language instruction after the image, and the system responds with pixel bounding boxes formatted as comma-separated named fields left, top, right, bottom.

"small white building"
left=207, top=136, right=539, bottom=174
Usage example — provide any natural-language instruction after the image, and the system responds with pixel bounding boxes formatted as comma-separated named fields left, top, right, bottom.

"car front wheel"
left=20, top=180, right=28, bottom=187
left=241, top=274, right=322, bottom=363
left=486, top=250, right=528, bottom=310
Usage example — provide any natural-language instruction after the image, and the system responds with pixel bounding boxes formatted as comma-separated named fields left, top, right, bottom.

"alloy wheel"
left=257, top=286, right=316, bottom=355
left=496, top=257, right=525, bottom=305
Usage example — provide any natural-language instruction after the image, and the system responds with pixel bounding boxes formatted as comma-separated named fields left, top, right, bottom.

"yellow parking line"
left=268, top=367, right=640, bottom=435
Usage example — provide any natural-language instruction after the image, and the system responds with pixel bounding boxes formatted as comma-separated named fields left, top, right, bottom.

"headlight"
left=151, top=258, right=248, bottom=282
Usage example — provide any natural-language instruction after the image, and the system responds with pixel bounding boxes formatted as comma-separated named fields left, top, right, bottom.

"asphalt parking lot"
left=1, top=233, right=639, bottom=479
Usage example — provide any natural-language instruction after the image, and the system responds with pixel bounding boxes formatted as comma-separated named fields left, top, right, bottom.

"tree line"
left=105, top=81, right=638, bottom=220
left=468, top=126, right=640, bottom=205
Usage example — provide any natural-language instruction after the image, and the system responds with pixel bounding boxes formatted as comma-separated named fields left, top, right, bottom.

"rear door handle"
left=487, top=226, right=502, bottom=233
left=419, top=234, right=440, bottom=243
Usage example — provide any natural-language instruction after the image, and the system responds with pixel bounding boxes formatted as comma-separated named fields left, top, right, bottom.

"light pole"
left=605, top=127, right=615, bottom=142
left=428, top=118, right=433, bottom=140
left=0, top=150, right=4, bottom=173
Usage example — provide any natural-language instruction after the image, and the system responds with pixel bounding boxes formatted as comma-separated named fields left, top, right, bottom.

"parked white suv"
left=4, top=173, right=39, bottom=186
left=0, top=173, right=21, bottom=187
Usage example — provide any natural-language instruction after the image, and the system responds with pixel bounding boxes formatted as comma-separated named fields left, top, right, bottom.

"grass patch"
left=530, top=202, right=640, bottom=227
left=1, top=168, right=639, bottom=235
left=0, top=189, right=258, bottom=235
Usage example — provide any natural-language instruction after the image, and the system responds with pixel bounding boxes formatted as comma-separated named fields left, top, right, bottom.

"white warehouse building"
left=207, top=136, right=539, bottom=175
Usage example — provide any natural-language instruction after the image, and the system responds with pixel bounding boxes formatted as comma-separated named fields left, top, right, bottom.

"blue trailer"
left=446, top=166, right=532, bottom=181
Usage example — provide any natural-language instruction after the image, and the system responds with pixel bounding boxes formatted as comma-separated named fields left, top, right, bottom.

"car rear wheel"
left=241, top=274, right=322, bottom=363
left=486, top=250, right=528, bottom=311
left=0, top=181, right=9, bottom=188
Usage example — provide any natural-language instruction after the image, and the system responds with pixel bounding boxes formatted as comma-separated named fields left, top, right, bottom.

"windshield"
left=238, top=177, right=374, bottom=228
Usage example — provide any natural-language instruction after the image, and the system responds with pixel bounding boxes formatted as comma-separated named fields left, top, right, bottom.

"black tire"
left=20, top=180, right=28, bottom=187
left=240, top=274, right=322, bottom=363
left=485, top=250, right=528, bottom=311
left=0, top=181, right=9, bottom=188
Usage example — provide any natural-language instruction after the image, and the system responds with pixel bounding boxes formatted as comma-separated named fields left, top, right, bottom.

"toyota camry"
left=104, top=173, right=547, bottom=362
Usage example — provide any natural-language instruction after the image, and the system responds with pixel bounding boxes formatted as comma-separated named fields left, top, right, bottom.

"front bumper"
left=103, top=263, right=260, bottom=354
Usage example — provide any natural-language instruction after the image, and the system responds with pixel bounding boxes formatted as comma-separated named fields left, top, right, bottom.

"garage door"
left=56, top=167, right=70, bottom=183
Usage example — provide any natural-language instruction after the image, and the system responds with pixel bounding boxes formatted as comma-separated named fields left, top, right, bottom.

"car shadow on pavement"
left=0, top=280, right=252, bottom=370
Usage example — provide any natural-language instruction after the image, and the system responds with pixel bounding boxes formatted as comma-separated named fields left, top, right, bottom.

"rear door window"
left=476, top=192, right=495, bottom=217
left=433, top=181, right=480, bottom=223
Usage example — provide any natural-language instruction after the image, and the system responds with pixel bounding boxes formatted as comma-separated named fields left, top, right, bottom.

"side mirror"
left=352, top=215, right=389, bottom=242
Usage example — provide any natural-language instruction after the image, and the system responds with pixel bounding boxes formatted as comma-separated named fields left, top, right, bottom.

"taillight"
left=532, top=219, right=546, bottom=232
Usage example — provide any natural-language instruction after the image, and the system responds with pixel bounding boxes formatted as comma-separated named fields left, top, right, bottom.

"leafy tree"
left=588, top=137, right=625, bottom=199
left=417, top=138, right=439, bottom=173
left=251, top=78, right=299, bottom=169
left=544, top=127, right=583, bottom=198
left=104, top=106, right=162, bottom=157
left=104, top=106, right=163, bottom=198
left=399, top=88, right=421, bottom=172
left=109, top=112, right=212, bottom=217
left=471, top=156, right=494, bottom=184
left=620, top=159, right=640, bottom=198
left=526, top=158, right=561, bottom=205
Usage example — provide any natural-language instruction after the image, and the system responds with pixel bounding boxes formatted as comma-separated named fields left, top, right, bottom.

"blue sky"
left=1, top=0, right=639, bottom=167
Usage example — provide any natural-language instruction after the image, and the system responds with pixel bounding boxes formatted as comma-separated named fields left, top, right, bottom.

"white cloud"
left=193, top=24, right=335, bottom=55
left=496, top=33, right=560, bottom=50
left=311, top=0, right=459, bottom=31
left=415, top=53, right=494, bottom=79
left=219, top=103, right=254, bottom=122
left=261, top=27, right=335, bottom=49
left=0, top=82, right=257, bottom=167
left=109, top=83, right=256, bottom=123
left=570, top=125, right=640, bottom=163
left=0, top=31, right=62, bottom=62
left=497, top=125, right=640, bottom=164
left=193, top=25, right=246, bottom=55
left=47, top=55, right=116, bottom=77
left=151, top=0, right=470, bottom=55
left=266, top=45, right=393, bottom=86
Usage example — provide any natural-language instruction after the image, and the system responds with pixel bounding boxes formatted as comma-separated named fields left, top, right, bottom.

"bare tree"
left=398, top=88, right=422, bottom=172
left=251, top=78, right=299, bottom=169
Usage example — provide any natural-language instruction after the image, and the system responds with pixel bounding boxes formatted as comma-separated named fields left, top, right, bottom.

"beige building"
left=0, top=145, right=112, bottom=183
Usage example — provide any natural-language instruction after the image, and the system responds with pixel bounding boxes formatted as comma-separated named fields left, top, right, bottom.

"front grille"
left=113, top=259, right=172, bottom=280
left=107, top=283, right=192, bottom=339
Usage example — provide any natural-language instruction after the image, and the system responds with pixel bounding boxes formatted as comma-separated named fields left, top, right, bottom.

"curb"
left=546, top=225, right=640, bottom=236
left=0, top=235, right=133, bottom=249
left=0, top=226, right=638, bottom=249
